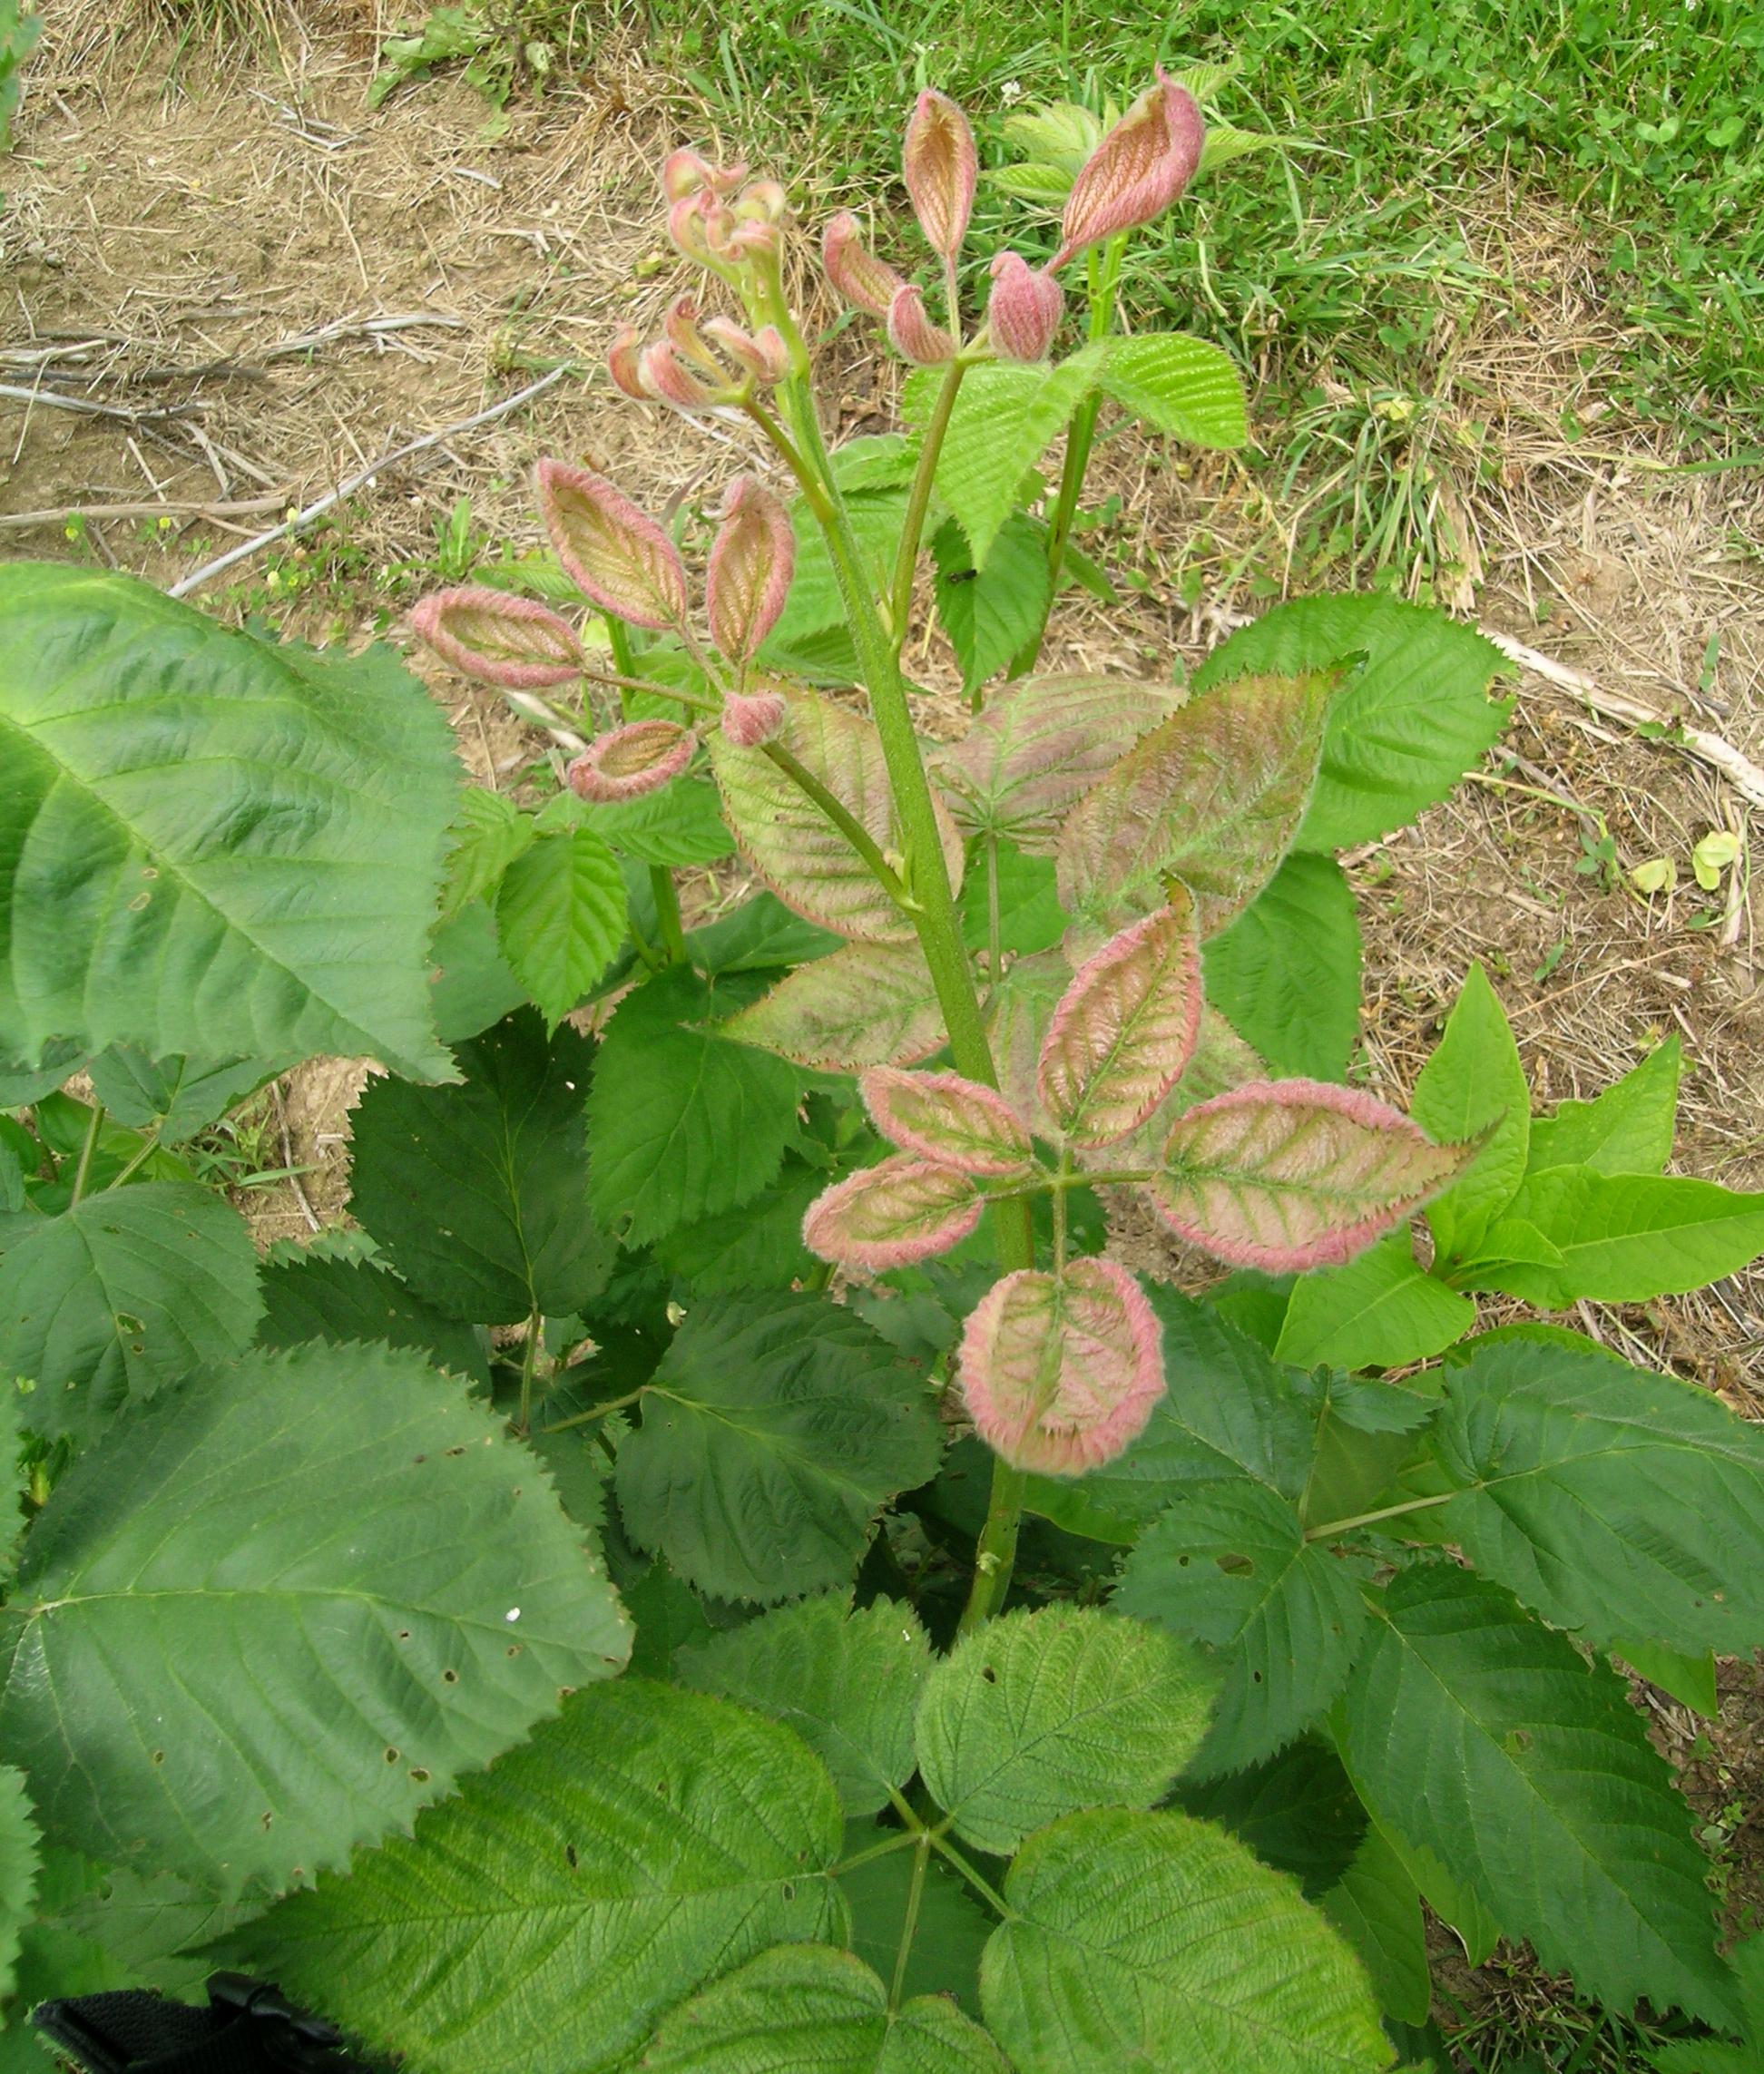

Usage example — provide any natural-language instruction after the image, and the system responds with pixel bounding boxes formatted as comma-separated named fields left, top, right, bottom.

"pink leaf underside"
left=1147, top=1078, right=1474, bottom=1272
left=985, top=949, right=1073, bottom=1130
left=709, top=690, right=964, bottom=942
left=720, top=942, right=946, bottom=1071
left=707, top=483, right=795, bottom=662
left=930, top=675, right=1182, bottom=856
left=414, top=588, right=581, bottom=688
left=802, top=1155, right=982, bottom=1270
left=861, top=1067, right=1032, bottom=1177
left=1054, top=668, right=1338, bottom=952
left=1036, top=895, right=1202, bottom=1147
left=536, top=462, right=689, bottom=631
left=1073, top=1006, right=1266, bottom=1176
left=958, top=1257, right=1165, bottom=1477
left=567, top=720, right=695, bottom=802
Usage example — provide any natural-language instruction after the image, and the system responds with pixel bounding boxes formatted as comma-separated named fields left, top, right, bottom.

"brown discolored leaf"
left=720, top=942, right=946, bottom=1072
left=802, top=1156, right=982, bottom=1270
left=1146, top=1079, right=1474, bottom=1272
left=861, top=1067, right=1033, bottom=1177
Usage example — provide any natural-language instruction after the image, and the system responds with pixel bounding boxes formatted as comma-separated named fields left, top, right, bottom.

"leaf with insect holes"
left=495, top=824, right=627, bottom=1027
left=956, top=1257, right=1165, bottom=1477
left=1037, top=897, right=1201, bottom=1147
left=932, top=515, right=1052, bottom=698
left=930, top=674, right=1181, bottom=856
left=803, top=1157, right=982, bottom=1271
left=710, top=691, right=963, bottom=942
left=1056, top=670, right=1337, bottom=948
left=1147, top=1080, right=1474, bottom=1273
left=915, top=1605, right=1215, bottom=1855
left=721, top=942, right=946, bottom=1072
left=860, top=1069, right=1032, bottom=1177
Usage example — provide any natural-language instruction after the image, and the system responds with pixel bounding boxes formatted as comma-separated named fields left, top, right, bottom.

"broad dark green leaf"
left=915, top=1606, right=1216, bottom=1854
left=1431, top=1336, right=1764, bottom=1653
left=0, top=568, right=457, bottom=1080
left=224, top=1683, right=842, bottom=2074
left=0, top=1182, right=260, bottom=1443
left=685, top=892, right=843, bottom=977
left=495, top=824, right=627, bottom=1027
left=1191, top=593, right=1513, bottom=853
left=0, top=1766, right=37, bottom=2007
left=616, top=1292, right=943, bottom=1604
left=1275, top=1234, right=1475, bottom=1372
left=1527, top=1039, right=1679, bottom=1177
left=579, top=776, right=735, bottom=867
left=587, top=967, right=803, bottom=1247
left=932, top=515, right=1052, bottom=697
left=256, top=1243, right=488, bottom=1384
left=839, top=1832, right=993, bottom=2017
left=84, top=1048, right=280, bottom=1144
left=1202, top=852, right=1360, bottom=1081
left=961, top=843, right=1067, bottom=960
left=1174, top=1737, right=1367, bottom=1899
left=349, top=1008, right=612, bottom=1324
left=642, top=1941, right=1010, bottom=2073
left=1117, top=1479, right=1367, bottom=1774
left=980, top=1805, right=1390, bottom=2074
left=652, top=1163, right=825, bottom=1294
left=678, top=1594, right=931, bottom=1817
left=0, top=1343, right=630, bottom=1896
left=1319, top=1826, right=1430, bottom=2026
left=0, top=1039, right=85, bottom=1108
left=1340, top=1561, right=1732, bottom=2023
left=1409, top=963, right=1529, bottom=1264
left=426, top=902, right=527, bottom=1045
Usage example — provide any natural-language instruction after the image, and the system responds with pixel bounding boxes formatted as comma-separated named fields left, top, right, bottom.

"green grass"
left=643, top=0, right=1762, bottom=441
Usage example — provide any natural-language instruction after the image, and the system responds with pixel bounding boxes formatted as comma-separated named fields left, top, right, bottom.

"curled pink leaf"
left=703, top=318, right=790, bottom=385
left=667, top=192, right=718, bottom=267
left=1147, top=1079, right=1477, bottom=1272
left=565, top=719, right=696, bottom=804
left=660, top=148, right=747, bottom=202
left=639, top=339, right=724, bottom=410
left=821, top=211, right=906, bottom=320
left=1054, top=69, right=1204, bottom=269
left=409, top=586, right=582, bottom=690
left=860, top=1067, right=1033, bottom=1178
left=987, top=252, right=1065, bottom=362
left=732, top=179, right=789, bottom=224
left=801, top=1154, right=982, bottom=1270
left=957, top=1257, right=1164, bottom=1477
left=719, top=686, right=788, bottom=748
left=887, top=282, right=956, bottom=367
left=904, top=90, right=977, bottom=259
left=663, top=295, right=723, bottom=374
left=1038, top=895, right=1202, bottom=1147
left=707, top=475, right=796, bottom=663
left=536, top=461, right=690, bottom=631
left=607, top=325, right=647, bottom=401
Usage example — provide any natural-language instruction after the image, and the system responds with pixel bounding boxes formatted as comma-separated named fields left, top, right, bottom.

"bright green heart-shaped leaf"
left=0, top=1342, right=630, bottom=1896
left=914, top=1605, right=1216, bottom=1854
left=722, top=942, right=946, bottom=1073
left=223, top=1683, right=841, bottom=2074
left=0, top=566, right=457, bottom=1081
left=616, top=1292, right=943, bottom=1604
left=1340, top=1560, right=1732, bottom=2024
left=1191, top=594, right=1512, bottom=853
left=1409, top=963, right=1529, bottom=1264
left=1092, top=333, right=1249, bottom=449
left=1275, top=1233, right=1475, bottom=1372
left=678, top=1595, right=931, bottom=1817
left=1117, top=1478, right=1366, bottom=1775
left=980, top=1805, right=1391, bottom=2074
left=1202, top=852, right=1360, bottom=1082
left=642, top=1941, right=1010, bottom=2074
left=350, top=1008, right=612, bottom=1323
left=0, top=1182, right=260, bottom=1444
left=494, top=823, right=627, bottom=1028
left=1527, top=1038, right=1680, bottom=1178
left=256, top=1243, right=488, bottom=1384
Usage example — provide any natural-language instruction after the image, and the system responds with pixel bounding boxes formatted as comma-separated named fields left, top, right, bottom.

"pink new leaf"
left=887, top=283, right=956, bottom=366
left=802, top=1155, right=982, bottom=1269
left=566, top=719, right=696, bottom=803
left=821, top=212, right=906, bottom=320
left=903, top=90, right=977, bottom=259
left=719, top=686, right=788, bottom=748
left=958, top=1257, right=1164, bottom=1476
left=707, top=476, right=796, bottom=662
left=410, top=586, right=582, bottom=690
left=1037, top=895, right=1202, bottom=1146
left=987, top=253, right=1064, bottom=362
left=535, top=461, right=690, bottom=631
left=1147, top=1079, right=1477, bottom=1271
left=860, top=1067, right=1033, bottom=1177
left=1054, top=70, right=1204, bottom=269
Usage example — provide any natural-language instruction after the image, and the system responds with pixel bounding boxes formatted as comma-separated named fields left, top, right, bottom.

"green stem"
left=649, top=866, right=688, bottom=964
left=104, top=1126, right=163, bottom=1192
left=888, top=359, right=966, bottom=640
left=832, top=1827, right=922, bottom=1879
left=68, top=1101, right=105, bottom=1208
left=760, top=740, right=914, bottom=909
left=536, top=1387, right=645, bottom=1436
left=889, top=1835, right=933, bottom=2010
left=925, top=1830, right=1012, bottom=1920
left=516, top=1309, right=543, bottom=1434
left=1304, top=1491, right=1456, bottom=1543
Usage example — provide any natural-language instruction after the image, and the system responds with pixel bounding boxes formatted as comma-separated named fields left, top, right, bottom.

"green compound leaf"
left=0, top=567, right=457, bottom=1081
left=616, top=1292, right=944, bottom=1604
left=1463, top=1165, right=1764, bottom=1306
left=932, top=516, right=1052, bottom=699
left=678, top=1594, right=931, bottom=1818
left=1117, top=1478, right=1367, bottom=1775
left=1430, top=1336, right=1764, bottom=1654
left=0, top=1765, right=39, bottom=2007
left=494, top=823, right=627, bottom=1028
left=723, top=942, right=945, bottom=1073
left=426, top=901, right=526, bottom=1045
left=350, top=1008, right=613, bottom=1324
left=980, top=1805, right=1392, bottom=2074
left=641, top=1942, right=1011, bottom=2074
left=1319, top=1825, right=1430, bottom=2027
left=1340, top=1560, right=1732, bottom=2024
left=1192, top=593, right=1513, bottom=854
left=914, top=1605, right=1216, bottom=1855
left=1275, top=1233, right=1475, bottom=1373
left=1057, top=670, right=1337, bottom=947
left=256, top=1246, right=489, bottom=1385
left=1093, top=333, right=1250, bottom=449
left=225, top=1682, right=842, bottom=2074
left=587, top=966, right=804, bottom=1247
left=1409, top=963, right=1529, bottom=1266
left=1527, top=1038, right=1679, bottom=1178
left=1202, top=852, right=1361, bottom=1082
left=0, top=1342, right=630, bottom=1897
left=838, top=1833, right=993, bottom=2016
left=0, top=1182, right=261, bottom=1444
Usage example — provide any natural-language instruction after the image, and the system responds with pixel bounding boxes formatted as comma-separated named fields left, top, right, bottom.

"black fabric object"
left=31, top=1974, right=376, bottom=2074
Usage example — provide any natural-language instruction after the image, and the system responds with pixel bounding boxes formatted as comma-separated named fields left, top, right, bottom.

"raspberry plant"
left=3, top=77, right=1764, bottom=2072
